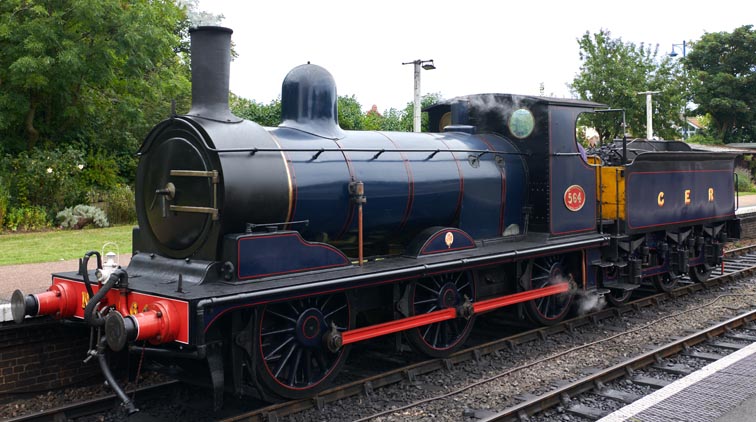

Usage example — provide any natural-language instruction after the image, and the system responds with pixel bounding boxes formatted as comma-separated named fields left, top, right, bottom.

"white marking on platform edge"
left=598, top=341, right=756, bottom=421
left=736, top=205, right=756, bottom=216
left=0, top=303, right=12, bottom=323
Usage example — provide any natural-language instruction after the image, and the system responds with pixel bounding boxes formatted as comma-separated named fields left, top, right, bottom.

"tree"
left=0, top=0, right=190, bottom=155
left=685, top=25, right=756, bottom=143
left=337, top=95, right=364, bottom=130
left=406, top=92, right=443, bottom=132
left=570, top=29, right=686, bottom=141
left=230, top=94, right=281, bottom=127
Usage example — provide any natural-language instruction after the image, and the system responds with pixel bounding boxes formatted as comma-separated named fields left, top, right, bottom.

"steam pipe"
left=96, top=337, right=139, bottom=415
left=81, top=250, right=102, bottom=297
left=85, top=269, right=127, bottom=328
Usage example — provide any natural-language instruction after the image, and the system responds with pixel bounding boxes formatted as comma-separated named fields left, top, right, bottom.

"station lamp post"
left=669, top=40, right=686, bottom=58
left=402, top=59, right=435, bottom=132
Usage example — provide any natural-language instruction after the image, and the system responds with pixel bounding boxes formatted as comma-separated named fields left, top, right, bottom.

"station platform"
left=598, top=341, right=756, bottom=422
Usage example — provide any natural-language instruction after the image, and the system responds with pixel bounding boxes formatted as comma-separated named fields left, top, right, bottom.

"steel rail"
left=480, top=309, right=756, bottom=421
left=2, top=380, right=179, bottom=422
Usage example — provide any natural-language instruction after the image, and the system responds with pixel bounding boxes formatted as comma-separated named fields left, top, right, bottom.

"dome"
left=280, top=64, right=345, bottom=139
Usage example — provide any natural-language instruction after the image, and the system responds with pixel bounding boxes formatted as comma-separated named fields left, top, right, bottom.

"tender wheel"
left=647, top=244, right=677, bottom=292
left=256, top=293, right=351, bottom=399
left=405, top=271, right=476, bottom=358
left=653, top=272, right=678, bottom=292
left=523, top=256, right=575, bottom=325
left=689, top=264, right=712, bottom=283
left=601, top=267, right=632, bottom=306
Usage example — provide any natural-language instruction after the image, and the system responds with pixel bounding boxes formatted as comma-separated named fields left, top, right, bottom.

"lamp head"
left=422, top=60, right=436, bottom=70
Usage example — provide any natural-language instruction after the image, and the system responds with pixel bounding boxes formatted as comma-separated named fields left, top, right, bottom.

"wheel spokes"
left=260, top=293, right=350, bottom=391
left=527, top=256, right=572, bottom=322
left=411, top=271, right=475, bottom=350
left=418, top=282, right=441, bottom=295
left=274, top=343, right=296, bottom=378
left=267, top=309, right=297, bottom=324
left=265, top=336, right=294, bottom=361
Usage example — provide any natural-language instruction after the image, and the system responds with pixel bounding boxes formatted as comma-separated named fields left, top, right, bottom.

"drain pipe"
left=349, top=181, right=366, bottom=266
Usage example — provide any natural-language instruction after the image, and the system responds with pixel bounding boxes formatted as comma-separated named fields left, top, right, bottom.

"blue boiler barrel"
left=272, top=63, right=526, bottom=244
left=271, top=128, right=526, bottom=244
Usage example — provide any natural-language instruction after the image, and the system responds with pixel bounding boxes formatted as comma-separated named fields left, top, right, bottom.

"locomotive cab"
left=426, top=95, right=603, bottom=237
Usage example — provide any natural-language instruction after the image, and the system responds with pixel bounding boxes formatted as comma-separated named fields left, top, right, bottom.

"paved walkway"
left=0, top=254, right=131, bottom=301
left=738, top=193, right=756, bottom=208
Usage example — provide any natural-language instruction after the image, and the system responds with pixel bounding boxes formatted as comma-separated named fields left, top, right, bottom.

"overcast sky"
left=197, top=0, right=754, bottom=112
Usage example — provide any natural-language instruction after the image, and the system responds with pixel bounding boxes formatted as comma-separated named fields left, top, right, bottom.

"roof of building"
left=686, top=116, right=704, bottom=129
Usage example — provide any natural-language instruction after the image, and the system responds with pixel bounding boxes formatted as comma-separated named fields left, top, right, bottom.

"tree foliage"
left=570, top=29, right=686, bottom=141
left=0, top=0, right=190, bottom=159
left=685, top=25, right=756, bottom=143
left=230, top=94, right=281, bottom=127
left=229, top=92, right=445, bottom=133
left=337, top=95, right=365, bottom=130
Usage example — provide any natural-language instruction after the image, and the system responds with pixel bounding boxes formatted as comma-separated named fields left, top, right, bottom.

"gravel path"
left=0, top=254, right=131, bottom=301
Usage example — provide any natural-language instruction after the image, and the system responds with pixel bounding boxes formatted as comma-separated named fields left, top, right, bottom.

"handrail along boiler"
left=11, top=26, right=741, bottom=410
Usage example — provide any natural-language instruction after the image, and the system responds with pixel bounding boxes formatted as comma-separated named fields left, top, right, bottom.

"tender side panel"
left=626, top=169, right=735, bottom=230
left=623, top=154, right=736, bottom=232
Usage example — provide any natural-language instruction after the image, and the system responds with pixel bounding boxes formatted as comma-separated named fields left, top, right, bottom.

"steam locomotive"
left=11, top=26, right=741, bottom=412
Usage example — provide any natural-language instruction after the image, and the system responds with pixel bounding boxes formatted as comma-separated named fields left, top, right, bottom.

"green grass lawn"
left=738, top=191, right=756, bottom=196
left=0, top=225, right=133, bottom=266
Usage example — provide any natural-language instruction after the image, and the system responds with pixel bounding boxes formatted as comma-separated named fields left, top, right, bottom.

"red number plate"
left=564, top=185, right=586, bottom=212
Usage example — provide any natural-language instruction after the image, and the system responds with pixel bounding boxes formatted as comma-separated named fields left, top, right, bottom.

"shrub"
left=57, top=205, right=109, bottom=229
left=4, top=206, right=50, bottom=231
left=686, top=133, right=722, bottom=145
left=6, top=147, right=89, bottom=211
left=81, top=150, right=120, bottom=191
left=104, top=184, right=136, bottom=225
left=734, top=167, right=755, bottom=192
left=0, top=177, right=9, bottom=227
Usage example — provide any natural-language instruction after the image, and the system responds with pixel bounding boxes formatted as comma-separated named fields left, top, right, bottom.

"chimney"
left=187, top=26, right=240, bottom=122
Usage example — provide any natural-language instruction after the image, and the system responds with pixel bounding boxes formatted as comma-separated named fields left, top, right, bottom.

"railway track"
left=4, top=244, right=756, bottom=421
left=2, top=380, right=179, bottom=422
left=482, top=309, right=756, bottom=421
left=217, top=244, right=756, bottom=422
